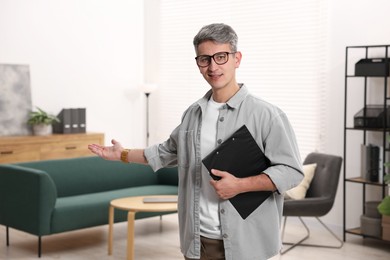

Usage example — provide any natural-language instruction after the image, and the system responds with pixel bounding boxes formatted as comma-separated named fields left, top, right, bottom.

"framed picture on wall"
left=0, top=64, right=32, bottom=136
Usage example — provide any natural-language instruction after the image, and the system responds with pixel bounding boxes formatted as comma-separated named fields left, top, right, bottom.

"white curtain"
left=151, top=0, right=328, bottom=159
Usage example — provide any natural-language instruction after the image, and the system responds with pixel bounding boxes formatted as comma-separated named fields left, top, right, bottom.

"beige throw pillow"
left=284, top=163, right=317, bottom=200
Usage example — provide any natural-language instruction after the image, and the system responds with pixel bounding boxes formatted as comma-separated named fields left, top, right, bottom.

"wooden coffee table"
left=108, top=195, right=178, bottom=260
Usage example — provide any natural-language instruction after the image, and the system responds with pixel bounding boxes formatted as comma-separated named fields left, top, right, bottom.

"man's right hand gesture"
left=88, top=139, right=124, bottom=161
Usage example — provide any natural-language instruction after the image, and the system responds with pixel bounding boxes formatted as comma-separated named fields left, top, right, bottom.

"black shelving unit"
left=343, top=44, right=389, bottom=241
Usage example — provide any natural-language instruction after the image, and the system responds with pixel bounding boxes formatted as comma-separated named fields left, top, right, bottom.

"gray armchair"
left=281, top=152, right=343, bottom=254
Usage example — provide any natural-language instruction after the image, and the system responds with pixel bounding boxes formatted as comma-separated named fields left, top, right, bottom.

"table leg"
left=127, top=211, right=136, bottom=260
left=108, top=205, right=114, bottom=255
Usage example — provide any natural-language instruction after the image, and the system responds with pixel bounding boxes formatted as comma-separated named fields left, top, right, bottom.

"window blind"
left=152, top=0, right=327, bottom=159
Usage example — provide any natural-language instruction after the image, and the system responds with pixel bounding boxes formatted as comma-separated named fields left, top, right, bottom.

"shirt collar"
left=198, top=83, right=247, bottom=110
left=226, top=83, right=247, bottom=109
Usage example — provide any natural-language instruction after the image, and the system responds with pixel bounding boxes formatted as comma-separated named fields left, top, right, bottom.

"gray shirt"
left=145, top=84, right=303, bottom=260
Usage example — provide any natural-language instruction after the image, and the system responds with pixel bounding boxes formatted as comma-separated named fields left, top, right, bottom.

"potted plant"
left=378, top=174, right=390, bottom=216
left=27, top=107, right=60, bottom=136
left=378, top=135, right=390, bottom=240
left=378, top=173, right=390, bottom=241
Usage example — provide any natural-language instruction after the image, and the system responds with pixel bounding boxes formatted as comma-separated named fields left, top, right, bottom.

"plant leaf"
left=384, top=173, right=390, bottom=184
left=378, top=196, right=390, bottom=216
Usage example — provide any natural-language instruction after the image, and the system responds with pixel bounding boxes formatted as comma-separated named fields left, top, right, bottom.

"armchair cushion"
left=285, top=163, right=317, bottom=200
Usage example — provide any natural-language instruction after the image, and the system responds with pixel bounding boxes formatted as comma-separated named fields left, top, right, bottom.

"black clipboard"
left=202, top=125, right=272, bottom=219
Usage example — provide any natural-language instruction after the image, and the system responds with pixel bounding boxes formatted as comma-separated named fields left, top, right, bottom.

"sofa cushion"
left=50, top=185, right=178, bottom=233
left=18, top=157, right=160, bottom=197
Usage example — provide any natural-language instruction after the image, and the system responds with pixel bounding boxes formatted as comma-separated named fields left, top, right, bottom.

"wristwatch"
left=120, top=149, right=131, bottom=163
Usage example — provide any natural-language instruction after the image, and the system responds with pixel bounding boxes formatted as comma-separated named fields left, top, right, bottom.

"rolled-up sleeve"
left=144, top=125, right=180, bottom=172
left=262, top=111, right=304, bottom=193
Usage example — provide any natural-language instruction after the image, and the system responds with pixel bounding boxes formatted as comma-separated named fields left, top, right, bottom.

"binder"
left=53, top=108, right=87, bottom=134
left=53, top=109, right=72, bottom=134
left=78, top=108, right=86, bottom=133
left=202, top=125, right=272, bottom=219
left=369, top=145, right=379, bottom=182
left=360, top=144, right=371, bottom=180
left=70, top=108, right=79, bottom=133
left=379, top=146, right=384, bottom=184
left=361, top=143, right=381, bottom=182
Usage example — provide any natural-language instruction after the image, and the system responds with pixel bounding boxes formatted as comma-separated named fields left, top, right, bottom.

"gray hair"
left=193, top=23, right=238, bottom=53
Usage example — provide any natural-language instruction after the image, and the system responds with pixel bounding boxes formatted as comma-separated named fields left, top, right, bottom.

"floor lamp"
left=142, top=84, right=157, bottom=146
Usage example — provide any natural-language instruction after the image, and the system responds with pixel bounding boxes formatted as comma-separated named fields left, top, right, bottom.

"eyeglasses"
left=195, top=52, right=236, bottom=67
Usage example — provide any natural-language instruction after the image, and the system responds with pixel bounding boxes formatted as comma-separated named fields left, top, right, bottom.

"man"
left=88, top=23, right=303, bottom=260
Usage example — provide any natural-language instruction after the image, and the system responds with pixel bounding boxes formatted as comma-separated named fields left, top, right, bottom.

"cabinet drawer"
left=0, top=144, right=40, bottom=163
left=40, top=140, right=94, bottom=160
left=0, top=133, right=104, bottom=163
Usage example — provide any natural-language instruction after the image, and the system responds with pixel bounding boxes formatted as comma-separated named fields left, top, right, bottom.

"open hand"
left=88, top=139, right=123, bottom=161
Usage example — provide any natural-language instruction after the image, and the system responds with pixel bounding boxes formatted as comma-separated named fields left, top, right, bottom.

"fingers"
left=88, top=140, right=122, bottom=161
left=211, top=169, right=226, bottom=178
left=87, top=144, right=103, bottom=155
left=111, top=139, right=123, bottom=150
left=209, top=170, right=238, bottom=200
left=209, top=178, right=218, bottom=188
left=88, top=144, right=101, bottom=151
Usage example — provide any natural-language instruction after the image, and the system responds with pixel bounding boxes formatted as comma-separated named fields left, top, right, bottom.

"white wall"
left=0, top=0, right=145, bottom=148
left=325, top=0, right=390, bottom=231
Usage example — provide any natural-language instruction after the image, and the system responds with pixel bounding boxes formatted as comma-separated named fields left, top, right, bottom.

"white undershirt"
left=200, top=96, right=224, bottom=239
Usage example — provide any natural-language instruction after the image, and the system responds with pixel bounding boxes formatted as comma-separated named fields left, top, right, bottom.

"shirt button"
left=217, top=139, right=222, bottom=144
left=219, top=117, right=224, bottom=122
left=220, top=209, right=225, bottom=214
left=223, top=234, right=228, bottom=238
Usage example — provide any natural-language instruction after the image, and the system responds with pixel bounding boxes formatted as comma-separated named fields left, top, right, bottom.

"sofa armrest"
left=0, top=164, right=57, bottom=236
left=156, top=167, right=179, bottom=186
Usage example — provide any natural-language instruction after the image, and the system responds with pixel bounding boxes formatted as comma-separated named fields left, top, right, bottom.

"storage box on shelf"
left=355, top=58, right=390, bottom=77
left=383, top=215, right=390, bottom=241
left=360, top=201, right=382, bottom=238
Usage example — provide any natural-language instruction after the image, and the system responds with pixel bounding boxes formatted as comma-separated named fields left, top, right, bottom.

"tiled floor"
left=0, top=214, right=389, bottom=259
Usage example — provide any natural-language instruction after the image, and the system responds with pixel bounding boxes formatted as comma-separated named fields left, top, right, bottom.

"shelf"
left=347, top=44, right=390, bottom=48
left=346, top=227, right=390, bottom=242
left=345, top=227, right=384, bottom=240
left=345, top=227, right=362, bottom=235
left=345, top=127, right=390, bottom=132
left=343, top=44, right=390, bottom=243
left=347, top=75, right=390, bottom=78
left=345, top=177, right=385, bottom=186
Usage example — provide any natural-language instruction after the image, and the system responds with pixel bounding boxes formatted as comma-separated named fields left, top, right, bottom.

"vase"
left=32, top=124, right=53, bottom=136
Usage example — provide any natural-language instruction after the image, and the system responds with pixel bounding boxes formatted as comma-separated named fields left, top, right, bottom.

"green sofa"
left=0, top=156, right=178, bottom=257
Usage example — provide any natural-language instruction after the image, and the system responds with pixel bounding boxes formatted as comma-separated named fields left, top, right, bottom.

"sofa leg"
left=6, top=226, right=9, bottom=246
left=38, top=236, right=42, bottom=258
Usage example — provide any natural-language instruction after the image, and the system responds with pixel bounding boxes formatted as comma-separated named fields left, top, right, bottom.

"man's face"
left=196, top=41, right=241, bottom=91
